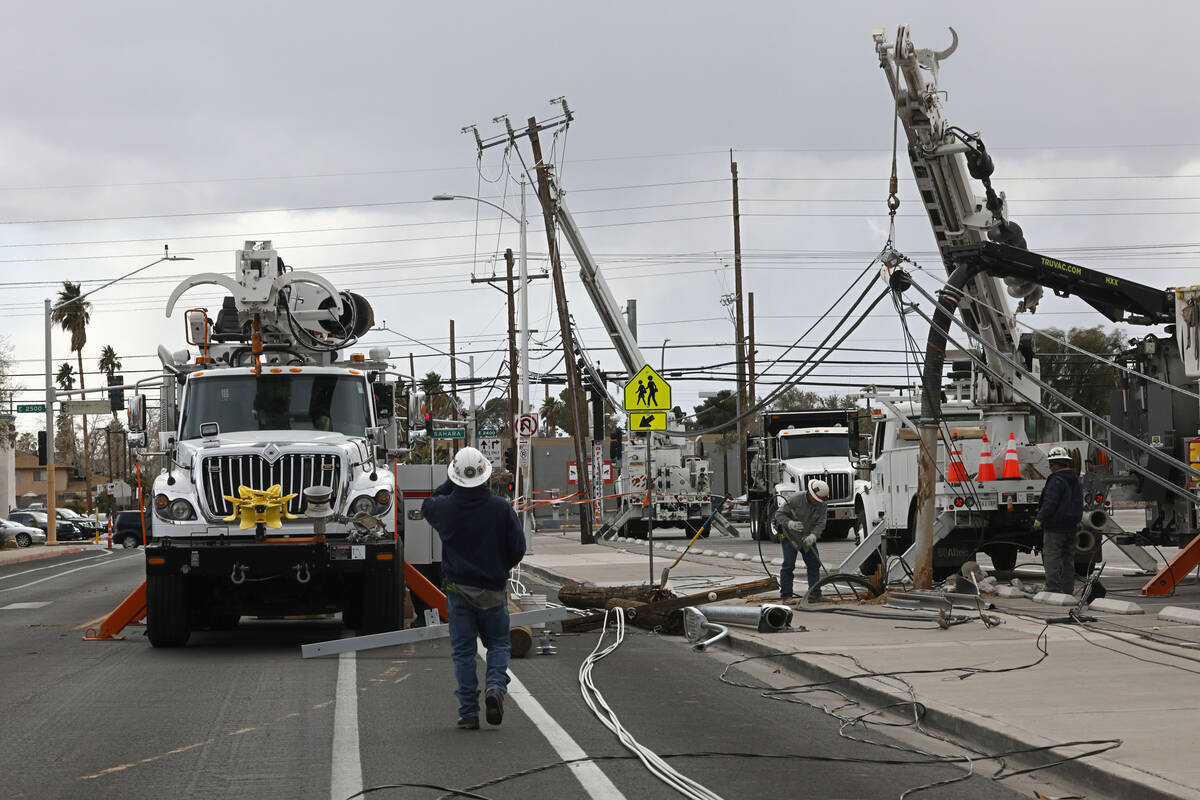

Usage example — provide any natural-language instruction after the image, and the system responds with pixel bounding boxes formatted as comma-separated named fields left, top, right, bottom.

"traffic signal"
left=37, top=430, right=46, bottom=465
left=609, top=430, right=623, bottom=461
left=503, top=447, right=514, bottom=472
left=423, top=402, right=433, bottom=438
left=108, top=375, right=125, bottom=412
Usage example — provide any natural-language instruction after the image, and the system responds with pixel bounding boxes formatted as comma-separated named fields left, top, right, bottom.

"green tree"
left=539, top=395, right=566, bottom=437
left=51, top=281, right=95, bottom=513
left=769, top=387, right=852, bottom=411
left=0, top=336, right=16, bottom=446
left=55, top=362, right=75, bottom=391
left=687, top=390, right=738, bottom=431
left=1034, top=325, right=1126, bottom=429
left=55, top=362, right=77, bottom=462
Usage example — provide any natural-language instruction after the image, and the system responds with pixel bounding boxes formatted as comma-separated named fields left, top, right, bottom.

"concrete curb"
left=523, top=557, right=1198, bottom=800
left=0, top=546, right=87, bottom=566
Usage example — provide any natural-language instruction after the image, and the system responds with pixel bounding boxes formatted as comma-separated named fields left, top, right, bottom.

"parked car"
left=113, top=510, right=152, bottom=548
left=9, top=511, right=87, bottom=541
left=0, top=518, right=46, bottom=548
left=57, top=508, right=103, bottom=536
left=722, top=495, right=751, bottom=522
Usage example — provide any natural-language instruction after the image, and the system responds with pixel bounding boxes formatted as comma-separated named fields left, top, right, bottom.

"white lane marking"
left=0, top=552, right=116, bottom=582
left=0, top=554, right=126, bottom=593
left=2, top=601, right=51, bottom=609
left=330, top=652, right=363, bottom=800
left=478, top=642, right=626, bottom=799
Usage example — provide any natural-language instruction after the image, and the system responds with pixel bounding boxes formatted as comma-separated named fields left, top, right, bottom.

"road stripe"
left=330, top=652, right=363, bottom=800
left=0, top=553, right=124, bottom=592
left=0, top=552, right=115, bottom=582
left=2, top=601, right=51, bottom=609
left=480, top=642, right=627, bottom=800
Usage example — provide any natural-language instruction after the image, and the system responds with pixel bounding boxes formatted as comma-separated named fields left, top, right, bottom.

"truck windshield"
left=179, top=374, right=370, bottom=438
left=779, top=433, right=846, bottom=460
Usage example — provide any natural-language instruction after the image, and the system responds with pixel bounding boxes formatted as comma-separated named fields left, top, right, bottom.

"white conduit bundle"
left=578, top=608, right=726, bottom=800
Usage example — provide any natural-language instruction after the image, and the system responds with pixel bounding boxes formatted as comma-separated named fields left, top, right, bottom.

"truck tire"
left=982, top=544, right=1018, bottom=573
left=749, top=500, right=772, bottom=542
left=360, top=565, right=402, bottom=634
left=147, top=573, right=191, bottom=647
left=821, top=520, right=854, bottom=542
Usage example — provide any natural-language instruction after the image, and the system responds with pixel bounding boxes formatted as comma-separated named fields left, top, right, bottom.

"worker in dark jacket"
left=773, top=479, right=829, bottom=600
left=1034, top=447, right=1083, bottom=595
left=422, top=446, right=526, bottom=730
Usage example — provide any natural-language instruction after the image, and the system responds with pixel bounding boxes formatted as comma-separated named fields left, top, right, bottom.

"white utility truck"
left=129, top=241, right=405, bottom=646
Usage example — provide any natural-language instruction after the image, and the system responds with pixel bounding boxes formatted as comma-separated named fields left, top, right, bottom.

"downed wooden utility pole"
left=561, top=576, right=778, bottom=632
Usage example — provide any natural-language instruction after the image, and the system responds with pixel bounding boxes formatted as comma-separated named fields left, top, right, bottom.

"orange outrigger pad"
left=84, top=561, right=447, bottom=640
left=82, top=581, right=147, bottom=641
left=1143, top=533, right=1200, bottom=596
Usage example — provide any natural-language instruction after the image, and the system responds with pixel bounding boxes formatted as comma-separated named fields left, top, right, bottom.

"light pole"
left=433, top=183, right=532, bottom=538
left=43, top=247, right=192, bottom=544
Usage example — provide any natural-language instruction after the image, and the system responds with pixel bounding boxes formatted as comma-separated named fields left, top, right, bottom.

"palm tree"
left=539, top=396, right=565, bottom=437
left=52, top=281, right=94, bottom=513
left=55, top=362, right=77, bottom=462
left=98, top=345, right=122, bottom=424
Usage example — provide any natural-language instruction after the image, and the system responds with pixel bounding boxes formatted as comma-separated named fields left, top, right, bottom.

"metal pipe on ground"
left=696, top=603, right=793, bottom=632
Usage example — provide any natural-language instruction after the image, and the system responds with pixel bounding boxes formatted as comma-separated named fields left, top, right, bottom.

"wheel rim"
left=17, top=533, right=30, bottom=547
left=122, top=535, right=137, bottom=548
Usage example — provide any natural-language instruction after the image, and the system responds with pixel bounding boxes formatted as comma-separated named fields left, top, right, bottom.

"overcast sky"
left=2, top=1, right=1198, bottom=434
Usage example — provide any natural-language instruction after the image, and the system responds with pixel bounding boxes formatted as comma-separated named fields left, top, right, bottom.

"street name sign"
left=477, top=428, right=499, bottom=437
left=16, top=404, right=46, bottom=413
left=629, top=411, right=667, bottom=431
left=623, top=364, right=671, bottom=412
left=430, top=428, right=467, bottom=440
left=61, top=399, right=112, bottom=415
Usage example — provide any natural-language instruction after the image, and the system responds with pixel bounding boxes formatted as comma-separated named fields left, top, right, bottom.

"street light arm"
left=432, top=193, right=523, bottom=225
left=51, top=248, right=195, bottom=312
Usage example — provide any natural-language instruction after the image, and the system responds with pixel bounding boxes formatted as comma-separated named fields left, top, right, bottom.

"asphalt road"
left=1, top=547, right=1061, bottom=800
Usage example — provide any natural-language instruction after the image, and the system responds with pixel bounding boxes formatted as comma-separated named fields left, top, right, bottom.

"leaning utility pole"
left=747, top=290, right=757, bottom=418
left=529, top=117, right=594, bottom=544
left=449, top=320, right=459, bottom=450
left=731, top=154, right=748, bottom=490
left=505, top=249, right=520, bottom=485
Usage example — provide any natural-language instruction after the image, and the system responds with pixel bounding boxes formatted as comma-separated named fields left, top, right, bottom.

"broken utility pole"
left=529, top=117, right=594, bottom=544
left=731, top=154, right=748, bottom=491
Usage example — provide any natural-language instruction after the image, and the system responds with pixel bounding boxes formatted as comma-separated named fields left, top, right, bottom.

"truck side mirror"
left=127, top=394, right=146, bottom=433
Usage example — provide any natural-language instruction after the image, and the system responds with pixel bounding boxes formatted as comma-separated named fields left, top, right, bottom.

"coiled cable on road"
left=579, top=607, right=726, bottom=800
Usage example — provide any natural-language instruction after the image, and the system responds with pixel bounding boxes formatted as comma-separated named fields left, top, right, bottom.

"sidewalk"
left=0, top=544, right=88, bottom=566
left=522, top=530, right=1200, bottom=800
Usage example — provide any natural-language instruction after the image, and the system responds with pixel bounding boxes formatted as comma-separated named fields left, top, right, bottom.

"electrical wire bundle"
left=579, top=607, right=726, bottom=800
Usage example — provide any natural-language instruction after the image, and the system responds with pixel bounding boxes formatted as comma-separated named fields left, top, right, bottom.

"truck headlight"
left=349, top=495, right=378, bottom=517
left=155, top=495, right=197, bottom=521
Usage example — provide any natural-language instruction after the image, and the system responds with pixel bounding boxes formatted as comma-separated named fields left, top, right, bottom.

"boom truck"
left=746, top=409, right=865, bottom=542
left=127, top=241, right=407, bottom=646
left=539, top=171, right=736, bottom=539
left=841, top=27, right=1200, bottom=585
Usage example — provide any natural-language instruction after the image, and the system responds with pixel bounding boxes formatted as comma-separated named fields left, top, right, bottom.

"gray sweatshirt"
left=773, top=491, right=828, bottom=549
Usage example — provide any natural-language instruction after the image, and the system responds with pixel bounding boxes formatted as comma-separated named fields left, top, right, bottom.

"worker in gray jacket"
left=773, top=478, right=829, bottom=600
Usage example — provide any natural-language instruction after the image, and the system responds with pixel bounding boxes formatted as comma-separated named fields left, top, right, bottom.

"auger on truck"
left=126, top=241, right=407, bottom=647
left=843, top=27, right=1200, bottom=586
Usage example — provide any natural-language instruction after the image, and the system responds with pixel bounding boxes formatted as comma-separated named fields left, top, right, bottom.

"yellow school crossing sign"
left=623, top=364, right=671, bottom=412
left=629, top=411, right=668, bottom=431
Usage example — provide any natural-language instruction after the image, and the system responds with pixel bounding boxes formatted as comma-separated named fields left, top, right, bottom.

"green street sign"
left=430, top=428, right=467, bottom=440
left=16, top=404, right=46, bottom=413
left=476, top=428, right=499, bottom=437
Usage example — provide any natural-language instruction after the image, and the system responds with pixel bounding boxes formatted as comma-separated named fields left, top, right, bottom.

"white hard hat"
left=1046, top=446, right=1071, bottom=464
left=448, top=446, right=493, bottom=488
left=807, top=478, right=830, bottom=500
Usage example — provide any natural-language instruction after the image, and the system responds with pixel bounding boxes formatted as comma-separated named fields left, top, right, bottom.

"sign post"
left=621, top=364, right=673, bottom=583
left=515, top=413, right=538, bottom=552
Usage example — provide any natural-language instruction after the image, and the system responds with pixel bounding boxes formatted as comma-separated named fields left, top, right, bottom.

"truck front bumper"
left=145, top=538, right=400, bottom=580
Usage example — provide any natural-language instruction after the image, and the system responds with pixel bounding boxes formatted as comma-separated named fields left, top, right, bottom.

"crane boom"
left=553, top=190, right=647, bottom=375
left=875, top=26, right=1041, bottom=406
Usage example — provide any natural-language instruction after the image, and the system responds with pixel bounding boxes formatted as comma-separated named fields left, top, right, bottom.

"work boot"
left=456, top=715, right=479, bottom=730
left=484, top=688, right=504, bottom=726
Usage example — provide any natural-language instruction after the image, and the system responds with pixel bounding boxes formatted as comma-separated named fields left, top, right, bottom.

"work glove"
left=786, top=520, right=805, bottom=533
left=1032, top=519, right=1043, bottom=532
left=801, top=533, right=817, bottom=551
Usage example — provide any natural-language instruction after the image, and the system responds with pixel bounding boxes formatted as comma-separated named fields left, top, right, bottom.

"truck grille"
left=200, top=453, right=342, bottom=520
left=804, top=472, right=851, bottom=503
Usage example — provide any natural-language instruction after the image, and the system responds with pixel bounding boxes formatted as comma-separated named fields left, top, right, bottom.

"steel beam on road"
left=300, top=607, right=576, bottom=658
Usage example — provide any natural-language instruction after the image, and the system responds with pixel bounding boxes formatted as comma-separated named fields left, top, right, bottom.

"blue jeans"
left=447, top=591, right=511, bottom=718
left=780, top=538, right=822, bottom=598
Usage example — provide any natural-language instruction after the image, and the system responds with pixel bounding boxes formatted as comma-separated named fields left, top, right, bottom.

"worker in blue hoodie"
left=1034, top=446, right=1084, bottom=595
left=422, top=446, right=526, bottom=730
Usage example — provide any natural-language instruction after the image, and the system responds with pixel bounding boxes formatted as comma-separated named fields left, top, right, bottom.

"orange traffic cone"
left=106, top=518, right=113, bottom=550
left=976, top=434, right=997, bottom=482
left=1000, top=432, right=1022, bottom=479
left=946, top=436, right=967, bottom=482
